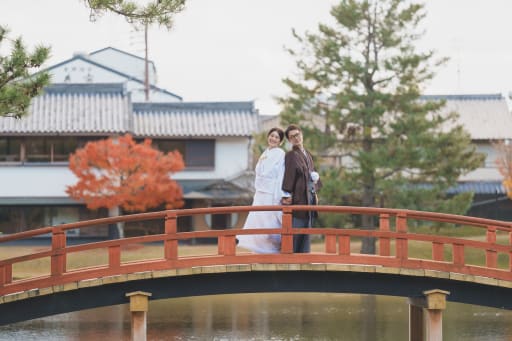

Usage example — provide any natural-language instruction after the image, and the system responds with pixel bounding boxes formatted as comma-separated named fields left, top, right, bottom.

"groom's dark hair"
left=284, top=124, right=301, bottom=139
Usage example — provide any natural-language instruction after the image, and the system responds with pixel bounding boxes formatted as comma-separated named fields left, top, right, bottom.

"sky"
left=2, top=0, right=512, bottom=115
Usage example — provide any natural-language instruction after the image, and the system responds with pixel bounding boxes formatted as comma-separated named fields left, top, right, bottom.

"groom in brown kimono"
left=281, top=124, right=321, bottom=253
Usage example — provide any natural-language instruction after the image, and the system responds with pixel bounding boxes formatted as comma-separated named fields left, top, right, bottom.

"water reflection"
left=1, top=293, right=511, bottom=340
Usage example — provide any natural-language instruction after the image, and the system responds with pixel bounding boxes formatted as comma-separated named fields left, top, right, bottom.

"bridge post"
left=396, top=213, right=408, bottom=260
left=408, top=289, right=450, bottom=341
left=281, top=207, right=293, bottom=253
left=379, top=214, right=390, bottom=256
left=485, top=226, right=497, bottom=268
left=51, top=228, right=66, bottom=276
left=165, top=211, right=178, bottom=260
left=126, top=291, right=152, bottom=341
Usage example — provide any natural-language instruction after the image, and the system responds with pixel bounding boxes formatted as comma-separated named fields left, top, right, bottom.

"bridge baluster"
left=379, top=214, right=390, bottom=256
left=339, top=234, right=350, bottom=255
left=452, top=243, right=465, bottom=266
left=219, top=235, right=236, bottom=256
left=0, top=264, right=12, bottom=286
left=218, top=236, right=225, bottom=255
left=325, top=234, right=337, bottom=254
left=51, top=228, right=66, bottom=277
left=432, top=242, right=444, bottom=261
left=281, top=207, right=293, bottom=254
left=396, top=213, right=408, bottom=260
left=486, top=226, right=497, bottom=268
left=109, top=245, right=121, bottom=270
left=165, top=212, right=178, bottom=260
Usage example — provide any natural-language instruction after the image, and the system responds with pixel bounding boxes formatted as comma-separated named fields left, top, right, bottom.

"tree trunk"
left=361, top=176, right=376, bottom=254
left=360, top=216, right=376, bottom=254
left=108, top=206, right=124, bottom=239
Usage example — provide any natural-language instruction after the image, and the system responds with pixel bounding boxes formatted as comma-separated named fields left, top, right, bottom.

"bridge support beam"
left=126, top=291, right=152, bottom=341
left=408, top=289, right=450, bottom=341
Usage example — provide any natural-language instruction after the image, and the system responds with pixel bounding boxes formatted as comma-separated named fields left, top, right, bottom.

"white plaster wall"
left=89, top=49, right=157, bottom=84
left=50, top=60, right=180, bottom=102
left=460, top=142, right=503, bottom=181
left=174, top=137, right=251, bottom=180
left=50, top=59, right=129, bottom=84
left=127, top=81, right=181, bottom=102
left=0, top=166, right=76, bottom=197
left=0, top=137, right=251, bottom=198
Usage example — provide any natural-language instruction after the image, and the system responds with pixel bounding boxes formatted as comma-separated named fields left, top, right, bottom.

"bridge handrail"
left=1, top=205, right=512, bottom=244
left=0, top=227, right=510, bottom=267
left=1, top=205, right=512, bottom=297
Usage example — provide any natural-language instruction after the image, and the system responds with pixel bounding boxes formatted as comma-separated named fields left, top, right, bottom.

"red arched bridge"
left=1, top=205, right=512, bottom=325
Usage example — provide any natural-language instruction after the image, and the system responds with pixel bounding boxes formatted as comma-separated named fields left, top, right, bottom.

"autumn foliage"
left=67, top=134, right=185, bottom=211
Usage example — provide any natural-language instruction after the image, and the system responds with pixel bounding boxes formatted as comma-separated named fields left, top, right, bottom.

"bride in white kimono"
left=238, top=127, right=285, bottom=253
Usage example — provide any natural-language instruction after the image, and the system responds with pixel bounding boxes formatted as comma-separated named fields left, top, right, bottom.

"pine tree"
left=85, top=0, right=186, bottom=28
left=85, top=0, right=187, bottom=100
left=278, top=0, right=484, bottom=253
left=0, top=1, right=185, bottom=119
left=0, top=26, right=50, bottom=118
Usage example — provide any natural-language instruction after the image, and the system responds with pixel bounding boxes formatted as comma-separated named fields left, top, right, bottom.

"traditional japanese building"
left=0, top=48, right=260, bottom=237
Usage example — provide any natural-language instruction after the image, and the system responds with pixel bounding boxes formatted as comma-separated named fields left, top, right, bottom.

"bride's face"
left=267, top=131, right=281, bottom=148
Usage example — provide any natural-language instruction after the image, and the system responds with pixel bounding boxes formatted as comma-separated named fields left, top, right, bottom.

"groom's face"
left=287, top=129, right=303, bottom=148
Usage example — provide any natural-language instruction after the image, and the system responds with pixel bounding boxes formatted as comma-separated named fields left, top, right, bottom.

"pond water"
left=0, top=293, right=511, bottom=340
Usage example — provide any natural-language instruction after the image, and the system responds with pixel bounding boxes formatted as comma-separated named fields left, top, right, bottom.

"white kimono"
left=238, top=147, right=285, bottom=253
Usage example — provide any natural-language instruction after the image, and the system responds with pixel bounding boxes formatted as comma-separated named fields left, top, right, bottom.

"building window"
left=50, top=137, right=80, bottom=162
left=152, top=139, right=215, bottom=169
left=186, top=140, right=215, bottom=168
left=0, top=137, right=22, bottom=162
left=0, top=205, right=108, bottom=235
left=25, top=138, right=51, bottom=162
left=0, top=137, right=100, bottom=164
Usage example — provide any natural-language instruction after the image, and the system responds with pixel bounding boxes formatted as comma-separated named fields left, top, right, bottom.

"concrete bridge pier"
left=408, top=289, right=450, bottom=341
left=126, top=291, right=152, bottom=341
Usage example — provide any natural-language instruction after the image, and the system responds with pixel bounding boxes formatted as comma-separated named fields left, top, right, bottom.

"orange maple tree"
left=67, top=134, right=185, bottom=212
left=495, top=140, right=512, bottom=199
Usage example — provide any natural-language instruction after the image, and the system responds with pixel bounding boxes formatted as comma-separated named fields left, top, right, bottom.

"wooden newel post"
left=408, top=289, right=450, bottom=341
left=281, top=207, right=293, bottom=254
left=126, top=291, right=152, bottom=341
left=51, top=228, right=66, bottom=276
left=165, top=211, right=178, bottom=261
left=379, top=213, right=390, bottom=256
left=396, top=213, right=408, bottom=260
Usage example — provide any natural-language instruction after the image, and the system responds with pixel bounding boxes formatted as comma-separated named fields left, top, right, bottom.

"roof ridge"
left=133, top=101, right=255, bottom=112
left=421, top=94, right=503, bottom=101
left=43, top=83, right=127, bottom=94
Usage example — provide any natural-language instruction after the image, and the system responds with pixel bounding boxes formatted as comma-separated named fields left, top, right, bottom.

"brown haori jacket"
left=282, top=145, right=322, bottom=220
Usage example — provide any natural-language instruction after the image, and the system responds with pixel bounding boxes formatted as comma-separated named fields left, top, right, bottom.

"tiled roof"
left=421, top=94, right=512, bottom=140
left=448, top=180, right=506, bottom=195
left=0, top=84, right=131, bottom=134
left=417, top=180, right=505, bottom=195
left=43, top=83, right=127, bottom=95
left=133, top=102, right=259, bottom=137
left=0, top=84, right=259, bottom=137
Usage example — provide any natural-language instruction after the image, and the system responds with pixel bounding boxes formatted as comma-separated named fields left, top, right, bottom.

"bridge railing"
left=0, top=205, right=512, bottom=296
